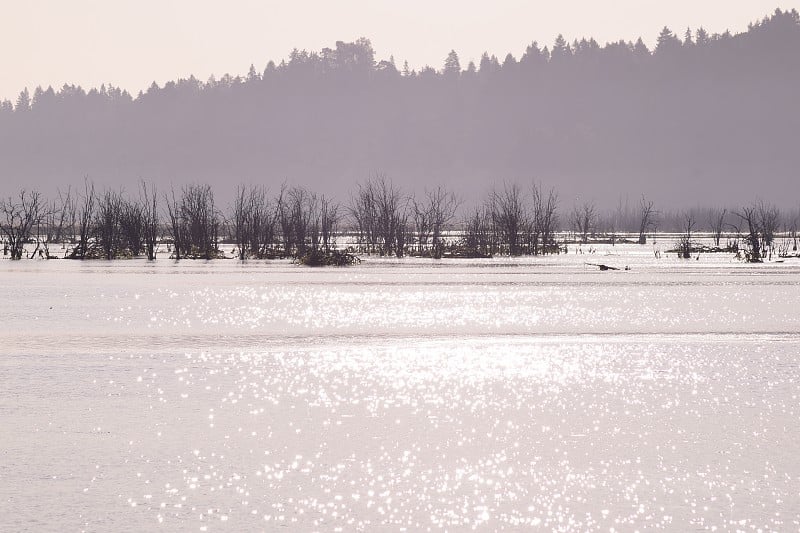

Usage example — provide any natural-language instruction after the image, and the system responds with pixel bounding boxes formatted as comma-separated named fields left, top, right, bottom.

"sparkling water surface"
left=1, top=246, right=799, bottom=532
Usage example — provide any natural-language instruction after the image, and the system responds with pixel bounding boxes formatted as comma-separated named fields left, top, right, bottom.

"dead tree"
left=370, top=175, right=406, bottom=257
left=491, top=182, right=527, bottom=256
left=62, top=187, right=77, bottom=248
left=349, top=175, right=406, bottom=257
left=276, top=185, right=294, bottom=256
left=72, top=180, right=96, bottom=259
left=708, top=208, right=727, bottom=247
left=274, top=185, right=321, bottom=257
left=251, top=188, right=276, bottom=258
left=165, top=187, right=185, bottom=260
left=0, top=189, right=43, bottom=259
left=571, top=201, right=596, bottom=244
left=427, top=186, right=458, bottom=257
left=180, top=184, right=220, bottom=259
left=734, top=205, right=762, bottom=262
left=412, top=186, right=459, bottom=256
left=95, top=189, right=123, bottom=260
left=40, top=188, right=73, bottom=259
left=319, top=196, right=340, bottom=253
left=230, top=184, right=280, bottom=259
left=140, top=181, right=159, bottom=260
left=677, top=212, right=696, bottom=258
left=532, top=183, right=558, bottom=255
left=231, top=184, right=254, bottom=260
left=289, top=186, right=316, bottom=255
left=349, top=181, right=378, bottom=254
left=637, top=196, right=656, bottom=244
left=756, top=201, right=780, bottom=258
left=461, top=205, right=494, bottom=257
left=119, top=196, right=145, bottom=257
left=411, top=195, right=432, bottom=254
left=394, top=205, right=410, bottom=258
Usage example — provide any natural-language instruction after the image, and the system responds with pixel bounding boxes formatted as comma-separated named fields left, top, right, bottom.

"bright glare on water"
left=1, top=246, right=799, bottom=532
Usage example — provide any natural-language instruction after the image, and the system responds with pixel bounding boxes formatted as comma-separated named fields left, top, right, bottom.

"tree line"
left=2, top=178, right=796, bottom=263
left=0, top=10, right=799, bottom=207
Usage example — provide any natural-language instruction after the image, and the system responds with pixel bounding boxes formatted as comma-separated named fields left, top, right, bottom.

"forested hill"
left=1, top=9, right=798, bottom=207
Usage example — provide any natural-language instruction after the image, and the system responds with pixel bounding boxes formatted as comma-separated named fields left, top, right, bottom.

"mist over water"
left=2, top=246, right=799, bottom=531
left=2, top=9, right=799, bottom=207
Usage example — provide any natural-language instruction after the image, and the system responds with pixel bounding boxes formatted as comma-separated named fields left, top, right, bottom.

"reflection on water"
left=1, top=252, right=799, bottom=531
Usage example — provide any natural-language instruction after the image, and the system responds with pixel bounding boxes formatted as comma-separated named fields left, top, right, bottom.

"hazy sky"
left=1, top=0, right=798, bottom=100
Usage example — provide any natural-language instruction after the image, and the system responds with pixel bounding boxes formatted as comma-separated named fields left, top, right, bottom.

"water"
left=1, top=245, right=799, bottom=532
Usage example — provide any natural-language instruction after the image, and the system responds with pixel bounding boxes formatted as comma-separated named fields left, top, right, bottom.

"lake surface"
left=1, top=245, right=799, bottom=532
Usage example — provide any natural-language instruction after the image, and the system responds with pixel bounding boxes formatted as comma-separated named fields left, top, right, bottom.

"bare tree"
left=276, top=184, right=294, bottom=256
left=251, top=188, right=277, bottom=258
left=412, top=186, right=459, bottom=256
left=40, top=188, right=73, bottom=259
left=371, top=175, right=407, bottom=257
left=708, top=207, right=727, bottom=247
left=411, top=194, right=432, bottom=254
left=229, top=184, right=278, bottom=259
left=289, top=186, right=316, bottom=255
left=677, top=212, right=696, bottom=258
left=274, top=185, right=325, bottom=257
left=349, top=181, right=378, bottom=254
left=427, top=186, right=459, bottom=257
left=231, top=184, right=253, bottom=260
left=62, top=187, right=78, bottom=248
left=571, top=201, right=596, bottom=244
left=637, top=196, right=656, bottom=244
left=531, top=183, right=558, bottom=255
left=95, top=189, right=123, bottom=260
left=348, top=175, right=407, bottom=257
left=491, top=182, right=527, bottom=256
left=180, top=184, right=220, bottom=259
left=734, top=205, right=762, bottom=262
left=756, top=201, right=780, bottom=258
left=0, top=189, right=43, bottom=259
left=394, top=204, right=410, bottom=258
left=71, top=179, right=96, bottom=259
left=462, top=205, right=494, bottom=257
left=119, top=196, right=145, bottom=257
left=165, top=187, right=185, bottom=260
left=140, top=181, right=159, bottom=260
left=319, top=195, right=340, bottom=253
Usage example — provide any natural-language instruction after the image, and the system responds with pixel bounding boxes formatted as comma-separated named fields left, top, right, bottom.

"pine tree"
left=443, top=50, right=461, bottom=77
left=15, top=88, right=31, bottom=112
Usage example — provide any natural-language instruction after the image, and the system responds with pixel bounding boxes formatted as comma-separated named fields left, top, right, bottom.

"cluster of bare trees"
left=668, top=201, right=790, bottom=262
left=564, top=196, right=656, bottom=246
left=461, top=183, right=559, bottom=257
left=733, top=201, right=783, bottom=262
left=275, top=185, right=340, bottom=258
left=348, top=175, right=459, bottom=258
left=670, top=202, right=789, bottom=262
left=67, top=181, right=160, bottom=260
left=1, top=179, right=796, bottom=264
left=0, top=190, right=42, bottom=259
left=165, top=184, right=221, bottom=259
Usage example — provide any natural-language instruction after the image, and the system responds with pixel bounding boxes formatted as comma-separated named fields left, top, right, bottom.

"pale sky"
left=1, top=0, right=797, bottom=101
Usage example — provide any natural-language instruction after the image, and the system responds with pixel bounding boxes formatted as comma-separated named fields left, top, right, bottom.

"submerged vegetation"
left=2, top=177, right=798, bottom=265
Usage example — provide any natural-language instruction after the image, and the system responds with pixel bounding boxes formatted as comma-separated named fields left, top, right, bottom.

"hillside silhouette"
left=1, top=8, right=798, bottom=207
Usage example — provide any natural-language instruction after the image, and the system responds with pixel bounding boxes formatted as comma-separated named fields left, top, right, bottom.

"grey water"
left=1, top=245, right=799, bottom=532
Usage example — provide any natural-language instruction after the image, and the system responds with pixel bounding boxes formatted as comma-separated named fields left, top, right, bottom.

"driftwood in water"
left=586, top=262, right=619, bottom=271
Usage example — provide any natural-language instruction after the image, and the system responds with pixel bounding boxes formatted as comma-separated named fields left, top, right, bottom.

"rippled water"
left=1, top=246, right=799, bottom=532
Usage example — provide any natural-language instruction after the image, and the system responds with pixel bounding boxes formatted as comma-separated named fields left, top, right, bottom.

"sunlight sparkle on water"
left=2, top=255, right=800, bottom=531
